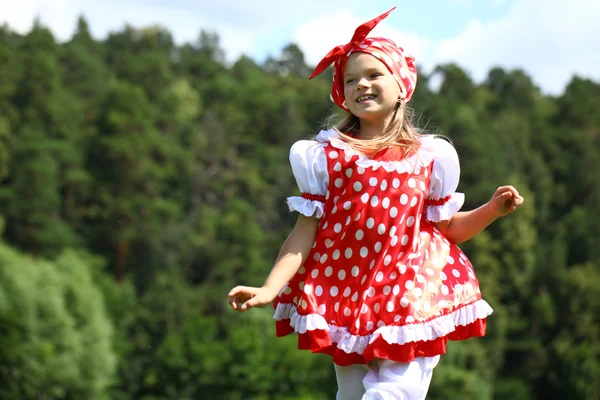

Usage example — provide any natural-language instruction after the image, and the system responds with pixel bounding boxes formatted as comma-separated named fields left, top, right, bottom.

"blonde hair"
left=323, top=100, right=423, bottom=157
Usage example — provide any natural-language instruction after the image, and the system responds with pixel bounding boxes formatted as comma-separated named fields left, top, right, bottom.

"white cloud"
left=430, top=0, right=600, bottom=94
left=451, top=0, right=510, bottom=5
left=0, top=0, right=260, bottom=61
left=294, top=10, right=431, bottom=72
left=0, top=0, right=357, bottom=62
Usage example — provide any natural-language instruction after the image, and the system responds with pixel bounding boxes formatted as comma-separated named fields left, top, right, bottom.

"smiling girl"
left=228, top=7, right=523, bottom=399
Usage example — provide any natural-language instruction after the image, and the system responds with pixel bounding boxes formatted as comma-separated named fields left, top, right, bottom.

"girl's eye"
left=371, top=73, right=382, bottom=78
left=345, top=79, right=356, bottom=84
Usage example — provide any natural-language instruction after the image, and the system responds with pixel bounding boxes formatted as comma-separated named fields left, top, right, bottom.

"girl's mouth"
left=357, top=95, right=377, bottom=103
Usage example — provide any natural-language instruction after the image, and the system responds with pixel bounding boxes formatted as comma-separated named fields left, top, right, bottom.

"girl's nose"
left=357, top=77, right=371, bottom=88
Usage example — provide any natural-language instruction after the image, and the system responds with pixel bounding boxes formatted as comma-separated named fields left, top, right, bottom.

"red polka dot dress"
left=274, top=129, right=493, bottom=366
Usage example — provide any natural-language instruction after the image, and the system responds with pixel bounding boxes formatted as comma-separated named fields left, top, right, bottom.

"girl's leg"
left=334, top=362, right=369, bottom=400
left=362, top=356, right=440, bottom=400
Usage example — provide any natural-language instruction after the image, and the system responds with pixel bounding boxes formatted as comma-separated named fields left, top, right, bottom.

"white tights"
left=334, top=356, right=440, bottom=400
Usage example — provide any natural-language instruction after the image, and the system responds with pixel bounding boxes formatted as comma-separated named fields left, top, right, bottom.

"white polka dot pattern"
left=274, top=139, right=487, bottom=365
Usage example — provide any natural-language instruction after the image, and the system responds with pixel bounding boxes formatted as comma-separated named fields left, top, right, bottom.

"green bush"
left=0, top=243, right=116, bottom=399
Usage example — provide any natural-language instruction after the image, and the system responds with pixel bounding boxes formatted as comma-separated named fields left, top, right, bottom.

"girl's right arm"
left=228, top=214, right=319, bottom=312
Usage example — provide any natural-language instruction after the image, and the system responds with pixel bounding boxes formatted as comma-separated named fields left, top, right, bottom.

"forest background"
left=0, top=15, right=599, bottom=400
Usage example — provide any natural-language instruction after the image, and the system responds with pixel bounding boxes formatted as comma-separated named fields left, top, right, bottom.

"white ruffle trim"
left=314, top=129, right=437, bottom=174
left=287, top=196, right=325, bottom=218
left=273, top=299, right=493, bottom=355
left=424, top=192, right=465, bottom=222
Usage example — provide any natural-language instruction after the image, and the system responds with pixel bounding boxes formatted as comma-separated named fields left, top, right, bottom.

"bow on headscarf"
left=309, top=6, right=418, bottom=110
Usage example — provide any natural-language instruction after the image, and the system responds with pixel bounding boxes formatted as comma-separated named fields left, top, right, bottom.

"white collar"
left=315, top=129, right=436, bottom=174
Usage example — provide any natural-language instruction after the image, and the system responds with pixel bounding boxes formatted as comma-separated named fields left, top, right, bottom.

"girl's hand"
left=488, top=185, right=524, bottom=217
left=228, top=286, right=277, bottom=312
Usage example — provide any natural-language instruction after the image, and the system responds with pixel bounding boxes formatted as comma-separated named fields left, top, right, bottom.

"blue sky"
left=247, top=0, right=513, bottom=60
left=2, top=0, right=598, bottom=95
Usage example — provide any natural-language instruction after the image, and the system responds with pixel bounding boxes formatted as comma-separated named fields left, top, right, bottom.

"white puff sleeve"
left=424, top=138, right=465, bottom=222
left=286, top=140, right=329, bottom=218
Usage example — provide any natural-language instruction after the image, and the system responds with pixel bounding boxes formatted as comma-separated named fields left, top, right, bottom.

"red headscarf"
left=309, top=7, right=418, bottom=110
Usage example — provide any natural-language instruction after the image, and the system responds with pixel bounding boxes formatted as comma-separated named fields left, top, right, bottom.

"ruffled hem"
left=273, top=299, right=492, bottom=365
left=424, top=192, right=465, bottom=222
left=315, top=129, right=437, bottom=174
left=287, top=196, right=325, bottom=218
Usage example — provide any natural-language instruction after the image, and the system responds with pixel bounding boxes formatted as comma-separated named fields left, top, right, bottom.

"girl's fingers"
left=506, top=186, right=521, bottom=200
left=229, top=286, right=258, bottom=298
left=241, top=299, right=254, bottom=311
left=515, top=195, right=525, bottom=206
left=243, top=295, right=268, bottom=311
left=496, top=185, right=513, bottom=195
left=496, top=185, right=520, bottom=199
left=228, top=295, right=241, bottom=310
left=228, top=286, right=249, bottom=296
left=497, top=191, right=512, bottom=206
left=232, top=296, right=250, bottom=312
left=497, top=187, right=525, bottom=209
left=228, top=286, right=261, bottom=312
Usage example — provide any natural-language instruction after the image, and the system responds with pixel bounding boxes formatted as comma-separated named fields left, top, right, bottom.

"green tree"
left=0, top=23, right=78, bottom=255
left=0, top=243, right=116, bottom=399
left=90, top=78, right=178, bottom=282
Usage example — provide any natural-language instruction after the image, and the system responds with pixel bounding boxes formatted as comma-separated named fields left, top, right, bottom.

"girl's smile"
left=356, top=94, right=377, bottom=103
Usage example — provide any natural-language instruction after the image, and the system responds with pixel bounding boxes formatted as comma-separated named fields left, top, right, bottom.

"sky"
left=1, top=0, right=599, bottom=95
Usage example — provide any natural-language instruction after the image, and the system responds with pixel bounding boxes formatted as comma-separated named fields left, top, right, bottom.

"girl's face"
left=343, top=52, right=401, bottom=126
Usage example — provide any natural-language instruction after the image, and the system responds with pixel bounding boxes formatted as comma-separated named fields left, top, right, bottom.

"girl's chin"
left=352, top=107, right=388, bottom=117
left=350, top=105, right=380, bottom=115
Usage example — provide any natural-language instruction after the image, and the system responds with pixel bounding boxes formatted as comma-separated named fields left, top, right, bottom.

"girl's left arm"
left=434, top=185, right=524, bottom=244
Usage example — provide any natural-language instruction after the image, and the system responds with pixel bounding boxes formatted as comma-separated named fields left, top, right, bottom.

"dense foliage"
left=0, top=17, right=598, bottom=399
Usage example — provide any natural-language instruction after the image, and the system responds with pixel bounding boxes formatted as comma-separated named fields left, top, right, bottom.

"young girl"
left=228, top=7, right=523, bottom=400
